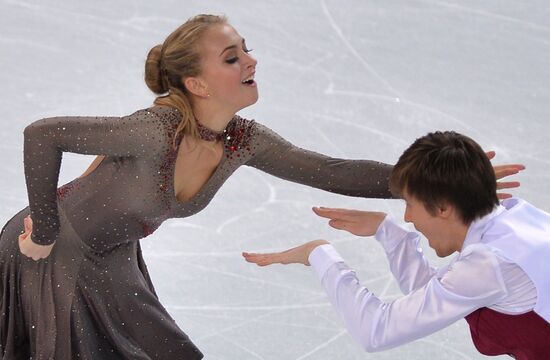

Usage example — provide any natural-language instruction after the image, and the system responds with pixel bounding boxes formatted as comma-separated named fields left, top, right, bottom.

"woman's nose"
left=244, top=51, right=257, bottom=69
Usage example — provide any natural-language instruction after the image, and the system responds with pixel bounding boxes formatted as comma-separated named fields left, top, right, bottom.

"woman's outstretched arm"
left=245, top=123, right=393, bottom=199
left=246, top=124, right=523, bottom=200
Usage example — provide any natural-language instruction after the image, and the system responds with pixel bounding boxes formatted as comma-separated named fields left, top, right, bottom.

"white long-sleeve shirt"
left=309, top=205, right=538, bottom=352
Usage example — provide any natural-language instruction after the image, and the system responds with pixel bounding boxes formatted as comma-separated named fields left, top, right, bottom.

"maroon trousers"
left=465, top=307, right=550, bottom=359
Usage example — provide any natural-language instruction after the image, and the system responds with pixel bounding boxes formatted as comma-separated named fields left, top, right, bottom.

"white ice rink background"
left=1, top=1, right=549, bottom=359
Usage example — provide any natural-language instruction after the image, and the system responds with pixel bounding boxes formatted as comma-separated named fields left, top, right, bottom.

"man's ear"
left=183, top=77, right=209, bottom=98
left=437, top=202, right=454, bottom=219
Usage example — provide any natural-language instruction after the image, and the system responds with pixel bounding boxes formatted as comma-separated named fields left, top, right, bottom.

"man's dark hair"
left=390, top=131, right=499, bottom=224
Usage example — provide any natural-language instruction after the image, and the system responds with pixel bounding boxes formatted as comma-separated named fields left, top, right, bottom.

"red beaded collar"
left=196, top=121, right=227, bottom=142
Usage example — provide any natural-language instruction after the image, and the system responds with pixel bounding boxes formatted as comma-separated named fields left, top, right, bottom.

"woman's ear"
left=183, top=77, right=210, bottom=98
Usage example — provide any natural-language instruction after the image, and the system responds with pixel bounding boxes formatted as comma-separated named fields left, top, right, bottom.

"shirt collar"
left=461, top=204, right=506, bottom=250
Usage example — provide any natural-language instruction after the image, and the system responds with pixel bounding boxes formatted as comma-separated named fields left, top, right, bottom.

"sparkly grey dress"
left=0, top=106, right=392, bottom=359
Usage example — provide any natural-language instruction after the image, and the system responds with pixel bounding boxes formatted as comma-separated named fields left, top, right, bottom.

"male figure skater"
left=244, top=131, right=550, bottom=359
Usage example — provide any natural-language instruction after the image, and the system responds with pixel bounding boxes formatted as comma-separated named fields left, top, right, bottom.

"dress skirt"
left=0, top=206, right=203, bottom=359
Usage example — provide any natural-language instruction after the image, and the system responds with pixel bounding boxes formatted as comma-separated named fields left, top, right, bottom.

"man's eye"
left=225, top=57, right=238, bottom=64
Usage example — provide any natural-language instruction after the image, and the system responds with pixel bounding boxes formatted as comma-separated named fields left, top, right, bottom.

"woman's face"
left=196, top=23, right=258, bottom=113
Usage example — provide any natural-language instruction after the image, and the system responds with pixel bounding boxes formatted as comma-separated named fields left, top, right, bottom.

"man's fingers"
left=242, top=252, right=262, bottom=261
left=312, top=207, right=348, bottom=219
left=243, top=251, right=287, bottom=266
left=313, top=207, right=363, bottom=221
left=243, top=252, right=275, bottom=265
left=328, top=219, right=349, bottom=231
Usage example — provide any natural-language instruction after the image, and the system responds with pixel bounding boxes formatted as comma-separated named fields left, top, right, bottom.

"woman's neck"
left=192, top=99, right=235, bottom=132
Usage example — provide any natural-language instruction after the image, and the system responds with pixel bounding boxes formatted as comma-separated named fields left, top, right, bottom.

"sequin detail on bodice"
left=224, top=116, right=255, bottom=159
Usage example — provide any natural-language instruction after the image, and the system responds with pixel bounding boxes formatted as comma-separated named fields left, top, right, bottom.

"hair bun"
left=145, top=44, right=168, bottom=94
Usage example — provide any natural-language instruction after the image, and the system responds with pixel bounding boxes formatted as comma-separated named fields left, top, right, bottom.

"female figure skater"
left=244, top=131, right=548, bottom=359
left=1, top=14, right=522, bottom=359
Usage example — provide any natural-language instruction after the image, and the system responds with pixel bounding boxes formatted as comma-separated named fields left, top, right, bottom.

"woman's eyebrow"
left=219, top=39, right=245, bottom=56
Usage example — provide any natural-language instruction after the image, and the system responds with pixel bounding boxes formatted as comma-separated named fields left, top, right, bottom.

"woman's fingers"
left=18, top=232, right=28, bottom=243
left=495, top=164, right=525, bottom=171
left=18, top=235, right=55, bottom=261
left=497, top=193, right=513, bottom=200
left=487, top=151, right=525, bottom=184
left=23, top=215, right=33, bottom=233
left=19, top=218, right=32, bottom=243
left=494, top=164, right=525, bottom=179
left=496, top=181, right=520, bottom=190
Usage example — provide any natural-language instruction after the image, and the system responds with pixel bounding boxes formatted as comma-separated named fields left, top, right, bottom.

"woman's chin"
left=244, top=94, right=260, bottom=109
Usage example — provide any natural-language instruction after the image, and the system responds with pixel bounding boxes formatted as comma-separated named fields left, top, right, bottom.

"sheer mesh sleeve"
left=246, top=123, right=394, bottom=199
left=23, top=109, right=173, bottom=245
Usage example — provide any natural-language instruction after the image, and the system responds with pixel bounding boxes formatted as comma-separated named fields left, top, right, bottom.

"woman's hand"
left=18, top=216, right=55, bottom=260
left=312, top=207, right=387, bottom=237
left=243, top=240, right=329, bottom=267
left=486, top=151, right=525, bottom=199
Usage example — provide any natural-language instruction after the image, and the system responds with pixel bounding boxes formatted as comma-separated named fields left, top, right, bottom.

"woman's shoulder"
left=228, top=116, right=293, bottom=159
left=114, top=106, right=180, bottom=150
left=124, top=106, right=181, bottom=138
left=231, top=115, right=281, bottom=139
left=228, top=115, right=289, bottom=145
left=135, top=105, right=181, bottom=125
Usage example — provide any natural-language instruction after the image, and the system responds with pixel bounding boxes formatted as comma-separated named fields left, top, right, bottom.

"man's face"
left=402, top=191, right=459, bottom=257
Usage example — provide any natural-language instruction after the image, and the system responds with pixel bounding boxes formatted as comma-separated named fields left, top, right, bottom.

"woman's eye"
left=225, top=48, right=253, bottom=64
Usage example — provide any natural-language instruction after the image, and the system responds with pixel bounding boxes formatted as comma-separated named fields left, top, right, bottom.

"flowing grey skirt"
left=0, top=206, right=203, bottom=359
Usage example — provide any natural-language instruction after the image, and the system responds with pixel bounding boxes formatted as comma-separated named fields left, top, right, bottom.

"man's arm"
left=313, top=208, right=436, bottom=293
left=245, top=242, right=507, bottom=352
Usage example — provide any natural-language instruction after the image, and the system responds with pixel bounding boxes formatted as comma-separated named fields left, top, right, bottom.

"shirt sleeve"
left=308, top=243, right=508, bottom=352
left=245, top=123, right=394, bottom=199
left=375, top=215, right=437, bottom=293
left=23, top=109, right=173, bottom=245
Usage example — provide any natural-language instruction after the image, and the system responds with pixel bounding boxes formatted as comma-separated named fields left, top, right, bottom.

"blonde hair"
left=144, top=14, right=228, bottom=148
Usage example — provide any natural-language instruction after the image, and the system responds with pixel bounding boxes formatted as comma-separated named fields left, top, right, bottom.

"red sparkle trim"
left=57, top=182, right=81, bottom=200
